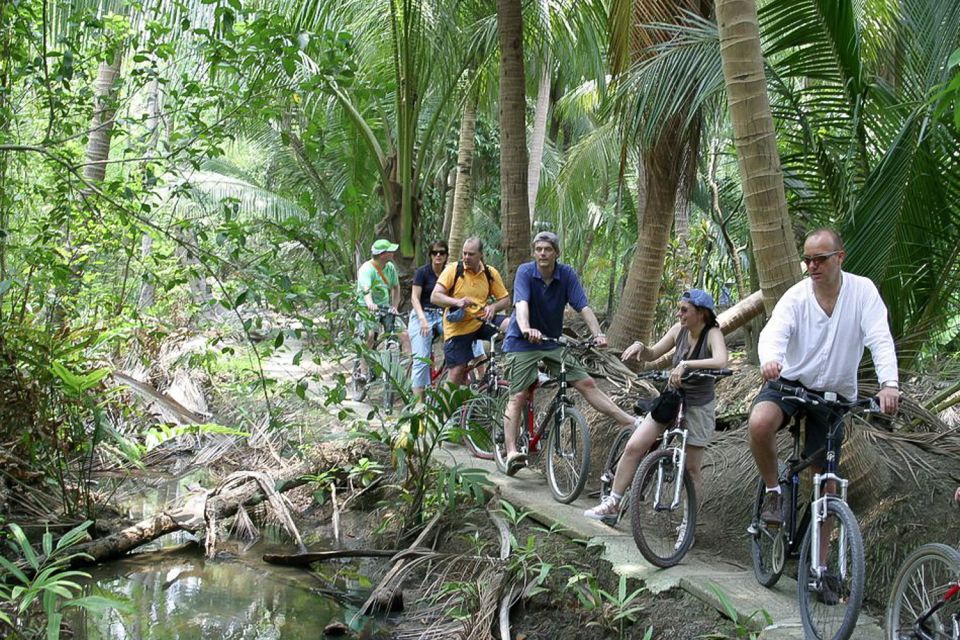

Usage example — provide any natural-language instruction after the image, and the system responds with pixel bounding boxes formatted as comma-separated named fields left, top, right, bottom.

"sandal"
left=505, top=453, right=527, bottom=477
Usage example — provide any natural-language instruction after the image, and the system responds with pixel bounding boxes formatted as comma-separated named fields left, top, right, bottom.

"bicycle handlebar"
left=768, top=380, right=880, bottom=412
left=639, top=368, right=735, bottom=382
left=528, top=334, right=599, bottom=349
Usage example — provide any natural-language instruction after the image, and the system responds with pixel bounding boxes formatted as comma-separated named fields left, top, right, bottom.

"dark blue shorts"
left=443, top=319, right=504, bottom=367
left=752, top=379, right=849, bottom=468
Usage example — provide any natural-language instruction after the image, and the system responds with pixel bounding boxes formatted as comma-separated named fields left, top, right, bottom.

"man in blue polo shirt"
left=501, top=231, right=639, bottom=476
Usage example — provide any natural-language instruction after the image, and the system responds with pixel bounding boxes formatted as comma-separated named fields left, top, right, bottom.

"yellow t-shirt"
left=437, top=262, right=509, bottom=338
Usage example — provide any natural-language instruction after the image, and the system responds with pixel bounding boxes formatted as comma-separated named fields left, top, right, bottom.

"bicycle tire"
left=797, top=498, right=865, bottom=640
left=461, top=381, right=509, bottom=459
left=381, top=339, right=401, bottom=414
left=750, top=463, right=789, bottom=588
left=596, top=426, right=634, bottom=523
left=494, top=402, right=530, bottom=474
left=601, top=426, right=634, bottom=498
left=348, top=359, right=368, bottom=402
left=545, top=406, right=591, bottom=504
left=630, top=448, right=696, bottom=568
left=885, top=542, right=960, bottom=640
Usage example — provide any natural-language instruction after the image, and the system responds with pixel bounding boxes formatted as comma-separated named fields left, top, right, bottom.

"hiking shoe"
left=505, top=453, right=527, bottom=477
left=760, top=491, right=783, bottom=525
left=816, top=570, right=841, bottom=606
left=584, top=496, right=621, bottom=524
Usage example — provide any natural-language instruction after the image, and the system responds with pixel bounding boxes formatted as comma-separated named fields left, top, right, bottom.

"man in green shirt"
left=356, top=239, right=411, bottom=356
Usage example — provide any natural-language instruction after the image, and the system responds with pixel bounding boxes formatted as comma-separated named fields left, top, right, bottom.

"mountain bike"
left=457, top=329, right=507, bottom=460
left=628, top=368, right=732, bottom=568
left=491, top=336, right=595, bottom=503
left=348, top=307, right=404, bottom=413
left=886, top=542, right=960, bottom=640
left=748, top=381, right=879, bottom=640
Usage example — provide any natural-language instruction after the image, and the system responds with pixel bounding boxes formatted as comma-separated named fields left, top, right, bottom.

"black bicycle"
left=625, top=368, right=732, bottom=567
left=749, top=381, right=879, bottom=640
left=348, top=307, right=404, bottom=413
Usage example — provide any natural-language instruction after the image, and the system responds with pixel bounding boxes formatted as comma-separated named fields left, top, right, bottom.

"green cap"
left=371, top=239, right=399, bottom=255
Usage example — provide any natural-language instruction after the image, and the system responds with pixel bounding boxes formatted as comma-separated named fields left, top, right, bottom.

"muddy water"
left=67, top=473, right=381, bottom=639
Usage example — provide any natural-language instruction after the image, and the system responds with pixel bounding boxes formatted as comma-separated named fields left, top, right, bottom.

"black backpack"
left=452, top=260, right=494, bottom=301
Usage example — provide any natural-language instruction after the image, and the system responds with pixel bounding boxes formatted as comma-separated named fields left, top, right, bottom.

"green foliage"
left=0, top=521, right=131, bottom=639
left=708, top=583, right=772, bottom=639
left=565, top=571, right=651, bottom=638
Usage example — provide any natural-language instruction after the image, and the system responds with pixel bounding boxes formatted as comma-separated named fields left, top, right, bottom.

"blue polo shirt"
left=503, top=261, right=589, bottom=352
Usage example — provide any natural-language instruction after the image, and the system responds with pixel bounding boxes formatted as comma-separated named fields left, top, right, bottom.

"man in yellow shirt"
left=431, top=237, right=511, bottom=384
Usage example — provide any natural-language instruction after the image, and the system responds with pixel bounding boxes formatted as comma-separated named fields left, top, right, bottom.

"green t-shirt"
left=357, top=260, right=399, bottom=308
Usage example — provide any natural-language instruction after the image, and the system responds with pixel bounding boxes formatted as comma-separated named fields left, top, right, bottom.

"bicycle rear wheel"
left=596, top=426, right=634, bottom=522
left=545, top=406, right=591, bottom=504
left=348, top=358, right=368, bottom=402
left=461, top=381, right=508, bottom=459
left=885, top=543, right=960, bottom=640
left=797, top=498, right=865, bottom=640
left=381, top=340, right=401, bottom=414
left=750, top=465, right=788, bottom=588
left=630, top=449, right=696, bottom=568
left=494, top=403, right=529, bottom=474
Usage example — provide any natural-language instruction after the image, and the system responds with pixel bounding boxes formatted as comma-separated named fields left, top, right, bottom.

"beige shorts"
left=682, top=399, right=716, bottom=448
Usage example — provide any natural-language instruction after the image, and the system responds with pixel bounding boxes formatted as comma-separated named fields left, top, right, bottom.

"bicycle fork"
left=653, top=428, right=688, bottom=511
left=808, top=471, right=848, bottom=582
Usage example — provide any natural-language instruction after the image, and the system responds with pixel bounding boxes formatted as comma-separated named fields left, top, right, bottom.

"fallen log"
left=263, top=549, right=399, bottom=566
left=64, top=439, right=382, bottom=567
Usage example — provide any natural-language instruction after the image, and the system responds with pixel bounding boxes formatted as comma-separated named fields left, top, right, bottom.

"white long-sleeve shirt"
left=758, top=272, right=899, bottom=399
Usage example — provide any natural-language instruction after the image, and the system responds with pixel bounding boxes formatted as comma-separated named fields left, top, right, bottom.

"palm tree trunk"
left=607, top=129, right=684, bottom=348
left=527, top=64, right=551, bottom=221
left=716, top=0, right=801, bottom=312
left=82, top=55, right=122, bottom=186
left=497, top=0, right=530, bottom=288
left=447, top=93, right=477, bottom=254
left=442, top=166, right=455, bottom=239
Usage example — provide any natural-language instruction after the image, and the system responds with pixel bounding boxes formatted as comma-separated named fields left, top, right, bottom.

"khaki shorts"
left=682, top=399, right=716, bottom=448
left=506, top=348, right=590, bottom=395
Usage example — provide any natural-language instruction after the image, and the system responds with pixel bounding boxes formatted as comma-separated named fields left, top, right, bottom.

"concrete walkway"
left=434, top=444, right=883, bottom=639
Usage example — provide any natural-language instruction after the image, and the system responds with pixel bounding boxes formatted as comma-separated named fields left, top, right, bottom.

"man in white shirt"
left=749, top=228, right=900, bottom=527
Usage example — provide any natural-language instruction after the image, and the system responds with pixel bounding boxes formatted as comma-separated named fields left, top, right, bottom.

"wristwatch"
left=881, top=380, right=900, bottom=390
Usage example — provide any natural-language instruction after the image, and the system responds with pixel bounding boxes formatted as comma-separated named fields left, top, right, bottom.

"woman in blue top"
left=409, top=240, right=450, bottom=398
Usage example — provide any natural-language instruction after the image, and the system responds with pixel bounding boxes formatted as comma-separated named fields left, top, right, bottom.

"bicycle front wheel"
left=797, top=498, right=865, bottom=640
left=545, top=406, right=591, bottom=504
left=630, top=449, right=696, bottom=568
left=461, top=381, right=508, bottom=459
left=885, top=542, right=960, bottom=640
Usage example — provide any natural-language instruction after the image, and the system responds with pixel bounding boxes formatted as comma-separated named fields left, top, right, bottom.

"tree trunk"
left=138, top=78, right=161, bottom=311
left=82, top=56, right=122, bottom=186
left=497, top=0, right=530, bottom=288
left=442, top=166, right=455, bottom=239
left=528, top=64, right=551, bottom=222
left=716, top=0, right=801, bottom=312
left=607, top=129, right=685, bottom=348
left=447, top=94, right=477, bottom=254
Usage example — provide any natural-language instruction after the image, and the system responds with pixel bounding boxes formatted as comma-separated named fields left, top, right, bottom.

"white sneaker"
left=584, top=496, right=621, bottom=523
